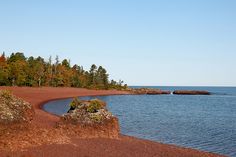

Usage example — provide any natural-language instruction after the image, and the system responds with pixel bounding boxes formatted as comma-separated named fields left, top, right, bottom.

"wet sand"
left=0, top=87, right=225, bottom=157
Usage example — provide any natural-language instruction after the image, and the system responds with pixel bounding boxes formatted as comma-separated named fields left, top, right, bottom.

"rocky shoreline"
left=128, top=88, right=210, bottom=95
left=0, top=87, right=224, bottom=157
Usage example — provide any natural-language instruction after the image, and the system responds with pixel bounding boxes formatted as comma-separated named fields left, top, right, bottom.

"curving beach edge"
left=0, top=87, right=226, bottom=157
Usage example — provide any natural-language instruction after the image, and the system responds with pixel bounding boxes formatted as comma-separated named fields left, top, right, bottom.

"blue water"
left=43, top=86, right=236, bottom=157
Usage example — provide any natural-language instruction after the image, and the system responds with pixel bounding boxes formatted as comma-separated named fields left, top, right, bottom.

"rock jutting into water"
left=128, top=88, right=171, bottom=95
left=173, top=90, right=210, bottom=95
left=146, top=89, right=171, bottom=95
left=57, top=98, right=120, bottom=139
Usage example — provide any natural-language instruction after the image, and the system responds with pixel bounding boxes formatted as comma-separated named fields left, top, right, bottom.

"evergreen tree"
left=62, top=59, right=70, bottom=69
left=89, top=64, right=97, bottom=87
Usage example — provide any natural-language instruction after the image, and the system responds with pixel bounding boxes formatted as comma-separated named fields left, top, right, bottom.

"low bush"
left=69, top=97, right=82, bottom=110
left=90, top=114, right=103, bottom=122
left=86, top=99, right=103, bottom=113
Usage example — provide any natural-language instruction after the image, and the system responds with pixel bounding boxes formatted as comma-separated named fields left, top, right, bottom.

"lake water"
left=43, top=86, right=236, bottom=157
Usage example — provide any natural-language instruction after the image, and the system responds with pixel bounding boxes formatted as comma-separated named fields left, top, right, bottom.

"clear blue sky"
left=0, top=0, right=235, bottom=86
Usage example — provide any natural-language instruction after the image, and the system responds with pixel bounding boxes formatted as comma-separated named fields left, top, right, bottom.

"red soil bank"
left=0, top=87, right=225, bottom=157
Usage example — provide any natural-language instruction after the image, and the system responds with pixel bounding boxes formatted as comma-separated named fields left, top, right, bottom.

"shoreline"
left=38, top=90, right=132, bottom=120
left=0, top=86, right=225, bottom=157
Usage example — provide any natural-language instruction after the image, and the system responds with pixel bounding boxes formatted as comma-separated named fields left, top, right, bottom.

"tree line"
left=0, top=52, right=127, bottom=90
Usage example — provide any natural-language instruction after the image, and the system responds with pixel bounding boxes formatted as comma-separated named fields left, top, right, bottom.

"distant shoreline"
left=0, top=86, right=225, bottom=157
left=130, top=85, right=236, bottom=88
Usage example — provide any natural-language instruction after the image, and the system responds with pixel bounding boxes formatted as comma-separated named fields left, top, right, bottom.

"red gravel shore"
left=0, top=87, right=225, bottom=157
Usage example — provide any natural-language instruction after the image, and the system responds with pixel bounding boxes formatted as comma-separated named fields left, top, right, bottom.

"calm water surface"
left=43, top=87, right=236, bottom=157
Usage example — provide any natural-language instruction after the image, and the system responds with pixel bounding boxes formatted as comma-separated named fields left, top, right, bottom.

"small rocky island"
left=128, top=88, right=171, bottom=95
left=127, top=88, right=210, bottom=95
left=173, top=90, right=210, bottom=95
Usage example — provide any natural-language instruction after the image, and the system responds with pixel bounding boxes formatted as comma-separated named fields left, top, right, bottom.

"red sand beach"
left=0, top=87, right=225, bottom=157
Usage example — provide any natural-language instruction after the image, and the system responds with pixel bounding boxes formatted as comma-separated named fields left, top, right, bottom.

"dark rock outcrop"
left=173, top=90, right=210, bottom=95
left=147, top=90, right=171, bottom=95
left=129, top=88, right=171, bottom=95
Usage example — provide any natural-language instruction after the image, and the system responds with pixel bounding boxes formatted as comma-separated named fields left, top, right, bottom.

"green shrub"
left=69, top=97, right=81, bottom=109
left=90, top=114, right=103, bottom=122
left=86, top=99, right=103, bottom=113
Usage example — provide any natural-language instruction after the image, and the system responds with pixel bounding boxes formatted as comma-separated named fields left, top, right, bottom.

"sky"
left=0, top=0, right=235, bottom=86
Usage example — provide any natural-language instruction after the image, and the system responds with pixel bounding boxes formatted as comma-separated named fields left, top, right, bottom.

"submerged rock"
left=58, top=98, right=119, bottom=138
left=173, top=90, right=210, bottom=95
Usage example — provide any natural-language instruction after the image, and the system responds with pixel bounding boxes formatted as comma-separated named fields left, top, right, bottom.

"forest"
left=0, top=52, right=127, bottom=90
